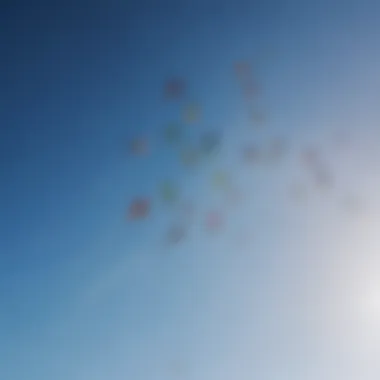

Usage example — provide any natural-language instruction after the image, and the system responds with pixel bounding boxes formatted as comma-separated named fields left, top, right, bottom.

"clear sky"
left=1, top=1, right=380, bottom=379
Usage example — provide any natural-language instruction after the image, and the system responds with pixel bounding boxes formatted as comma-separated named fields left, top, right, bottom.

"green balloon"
left=160, top=182, right=178, bottom=203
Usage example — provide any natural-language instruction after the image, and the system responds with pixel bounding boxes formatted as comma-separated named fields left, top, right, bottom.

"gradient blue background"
left=1, top=1, right=380, bottom=379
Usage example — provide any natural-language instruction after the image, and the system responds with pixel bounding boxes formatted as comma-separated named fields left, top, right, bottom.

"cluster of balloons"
left=126, top=71, right=237, bottom=246
left=126, top=57, right=363, bottom=248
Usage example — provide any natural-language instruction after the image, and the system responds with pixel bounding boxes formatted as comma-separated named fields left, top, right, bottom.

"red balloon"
left=164, top=78, right=186, bottom=99
left=128, top=198, right=150, bottom=220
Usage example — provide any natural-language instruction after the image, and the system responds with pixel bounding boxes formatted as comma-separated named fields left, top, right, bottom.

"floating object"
left=183, top=103, right=201, bottom=123
left=249, top=109, right=266, bottom=126
left=225, top=186, right=243, bottom=206
left=165, top=78, right=186, bottom=99
left=200, top=131, right=222, bottom=156
left=159, top=181, right=179, bottom=203
left=205, top=211, right=223, bottom=232
left=212, top=171, right=231, bottom=190
left=234, top=61, right=252, bottom=80
left=166, top=223, right=187, bottom=245
left=242, top=144, right=261, bottom=163
left=128, top=198, right=150, bottom=220
left=176, top=200, right=196, bottom=224
left=242, top=79, right=261, bottom=99
left=264, top=138, right=287, bottom=163
left=129, top=138, right=148, bottom=156
left=301, top=148, right=333, bottom=188
left=301, top=147, right=320, bottom=168
left=164, top=122, right=182, bottom=144
left=181, top=148, right=200, bottom=167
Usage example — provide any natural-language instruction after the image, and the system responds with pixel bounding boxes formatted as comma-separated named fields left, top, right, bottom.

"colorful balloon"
left=166, top=223, right=187, bottom=245
left=263, top=138, right=287, bottom=163
left=128, top=198, right=150, bottom=220
left=183, top=103, right=201, bottom=124
left=301, top=147, right=320, bottom=168
left=242, top=79, right=261, bottom=99
left=164, top=123, right=182, bottom=144
left=164, top=78, right=186, bottom=99
left=212, top=171, right=231, bottom=190
left=224, top=186, right=243, bottom=206
left=181, top=148, right=200, bottom=167
left=176, top=201, right=196, bottom=224
left=200, top=131, right=222, bottom=156
left=249, top=109, right=267, bottom=127
left=242, top=144, right=260, bottom=163
left=159, top=181, right=179, bottom=203
left=205, top=211, right=223, bottom=232
left=129, top=138, right=148, bottom=156
left=234, top=61, right=252, bottom=80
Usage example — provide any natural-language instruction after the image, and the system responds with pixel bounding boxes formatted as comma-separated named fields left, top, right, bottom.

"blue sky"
left=1, top=1, right=380, bottom=379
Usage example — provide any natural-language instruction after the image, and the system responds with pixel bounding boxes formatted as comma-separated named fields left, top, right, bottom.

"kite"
left=128, top=198, right=150, bottom=220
